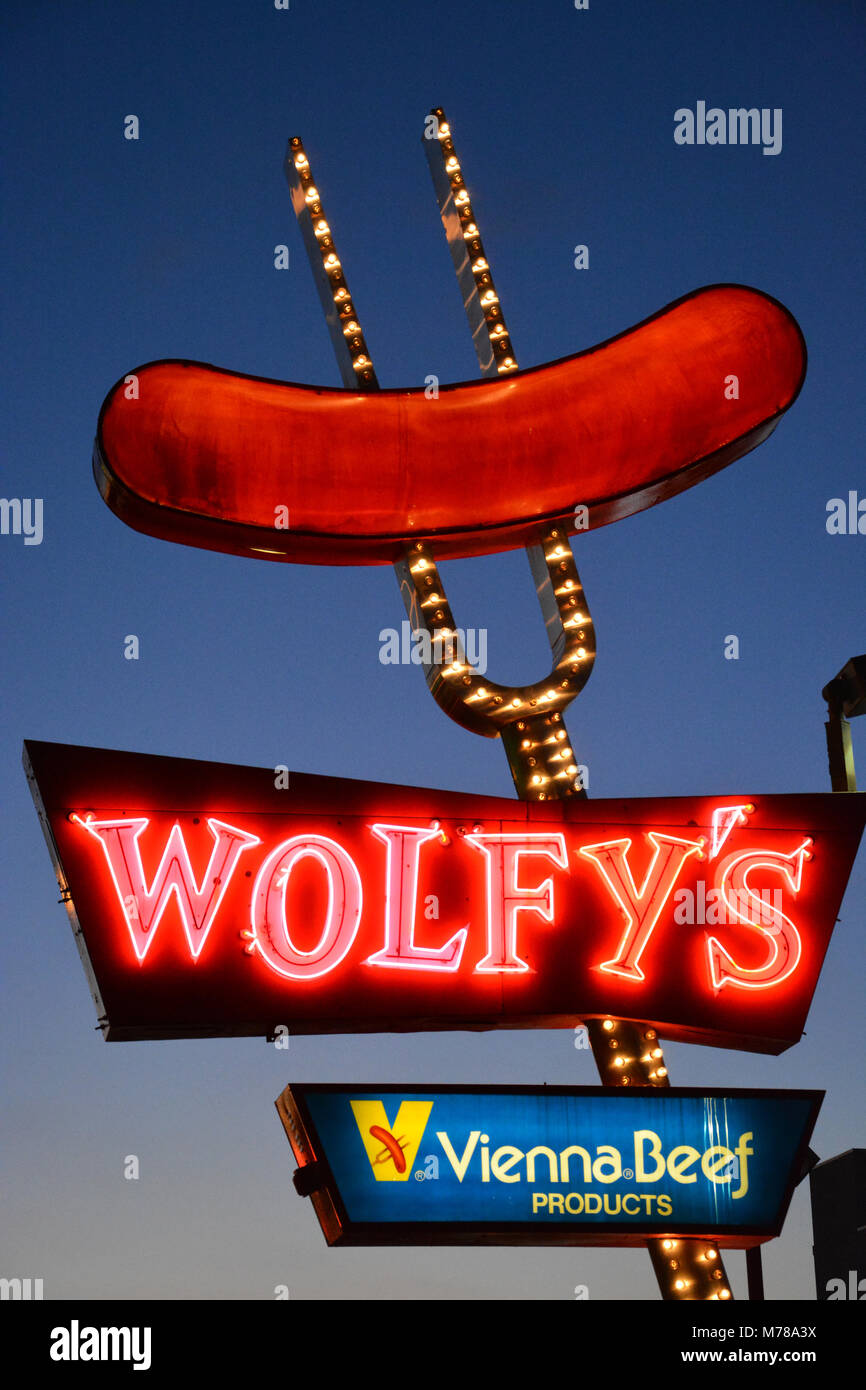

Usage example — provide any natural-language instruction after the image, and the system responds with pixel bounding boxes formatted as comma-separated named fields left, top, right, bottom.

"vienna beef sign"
left=277, top=1084, right=822, bottom=1248
left=24, top=740, right=866, bottom=1051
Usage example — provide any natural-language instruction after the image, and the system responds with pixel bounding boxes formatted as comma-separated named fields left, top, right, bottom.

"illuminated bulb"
left=477, top=687, right=487, bottom=697
left=511, top=697, right=521, bottom=707
left=501, top=357, right=516, bottom=368
left=651, top=1048, right=663, bottom=1059
left=438, top=123, right=451, bottom=137
left=556, top=731, right=567, bottom=741
left=334, top=288, right=349, bottom=301
left=577, top=647, right=586, bottom=658
left=324, top=254, right=340, bottom=268
left=455, top=190, right=470, bottom=205
left=674, top=1279, right=686, bottom=1291
left=719, top=1289, right=731, bottom=1300
left=446, top=156, right=459, bottom=171
left=462, top=222, right=478, bottom=238
left=342, top=321, right=360, bottom=335
left=294, top=154, right=309, bottom=169
left=472, top=257, right=489, bottom=272
left=521, top=739, right=531, bottom=750
left=305, top=186, right=319, bottom=201
left=315, top=219, right=330, bottom=234
left=662, top=1240, right=676, bottom=1250
left=705, top=1248, right=717, bottom=1261
left=480, top=290, right=498, bottom=304
left=353, top=356, right=369, bottom=370
left=531, top=775, right=543, bottom=785
left=490, top=323, right=507, bottom=337
left=567, top=764, right=577, bottom=775
left=613, top=1057, right=625, bottom=1068
left=656, top=1067, right=668, bottom=1078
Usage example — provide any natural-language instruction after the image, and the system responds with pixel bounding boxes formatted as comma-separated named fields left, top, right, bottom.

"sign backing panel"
left=277, top=1084, right=822, bottom=1248
left=24, top=739, right=866, bottom=1051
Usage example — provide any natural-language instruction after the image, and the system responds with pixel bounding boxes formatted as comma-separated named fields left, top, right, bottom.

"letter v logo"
left=350, top=1100, right=433, bottom=1181
left=76, top=816, right=260, bottom=960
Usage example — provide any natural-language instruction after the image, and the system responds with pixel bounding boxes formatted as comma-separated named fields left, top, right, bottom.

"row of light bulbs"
left=661, top=1240, right=732, bottom=1299
left=431, top=109, right=518, bottom=375
left=289, top=137, right=376, bottom=386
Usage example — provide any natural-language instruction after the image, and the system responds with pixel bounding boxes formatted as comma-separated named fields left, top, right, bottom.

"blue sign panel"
left=278, top=1085, right=821, bottom=1247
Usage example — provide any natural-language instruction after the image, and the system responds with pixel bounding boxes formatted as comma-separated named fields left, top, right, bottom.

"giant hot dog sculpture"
left=93, top=282, right=805, bottom=566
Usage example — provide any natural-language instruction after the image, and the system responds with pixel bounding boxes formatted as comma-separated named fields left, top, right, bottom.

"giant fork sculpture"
left=283, top=107, right=739, bottom=1300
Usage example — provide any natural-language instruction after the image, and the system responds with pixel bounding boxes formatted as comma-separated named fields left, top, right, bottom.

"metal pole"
left=824, top=698, right=857, bottom=793
left=746, top=1246, right=765, bottom=1301
left=422, top=107, right=733, bottom=1302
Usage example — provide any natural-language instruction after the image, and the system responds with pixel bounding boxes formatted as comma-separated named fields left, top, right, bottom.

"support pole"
left=746, top=1246, right=765, bottom=1301
left=422, top=107, right=733, bottom=1301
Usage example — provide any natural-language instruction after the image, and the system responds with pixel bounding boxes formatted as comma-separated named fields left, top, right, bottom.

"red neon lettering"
left=708, top=840, right=812, bottom=991
left=76, top=816, right=260, bottom=961
left=709, top=803, right=754, bottom=860
left=580, top=833, right=705, bottom=981
left=250, top=835, right=362, bottom=979
left=464, top=833, right=567, bottom=972
left=365, top=824, right=468, bottom=971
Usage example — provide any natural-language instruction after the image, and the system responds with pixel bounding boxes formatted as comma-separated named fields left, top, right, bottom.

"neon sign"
left=24, top=740, right=866, bottom=1050
left=276, top=1084, right=822, bottom=1248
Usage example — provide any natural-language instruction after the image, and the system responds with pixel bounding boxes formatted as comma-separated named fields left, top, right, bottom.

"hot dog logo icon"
left=350, top=1100, right=433, bottom=1182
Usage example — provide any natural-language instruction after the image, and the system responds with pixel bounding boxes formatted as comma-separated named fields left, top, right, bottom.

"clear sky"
left=2, top=0, right=864, bottom=1301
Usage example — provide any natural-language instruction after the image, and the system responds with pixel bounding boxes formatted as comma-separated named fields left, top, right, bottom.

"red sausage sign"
left=93, top=285, right=805, bottom=566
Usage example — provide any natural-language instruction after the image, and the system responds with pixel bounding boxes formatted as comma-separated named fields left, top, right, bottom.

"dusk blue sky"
left=2, top=0, right=864, bottom=1301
